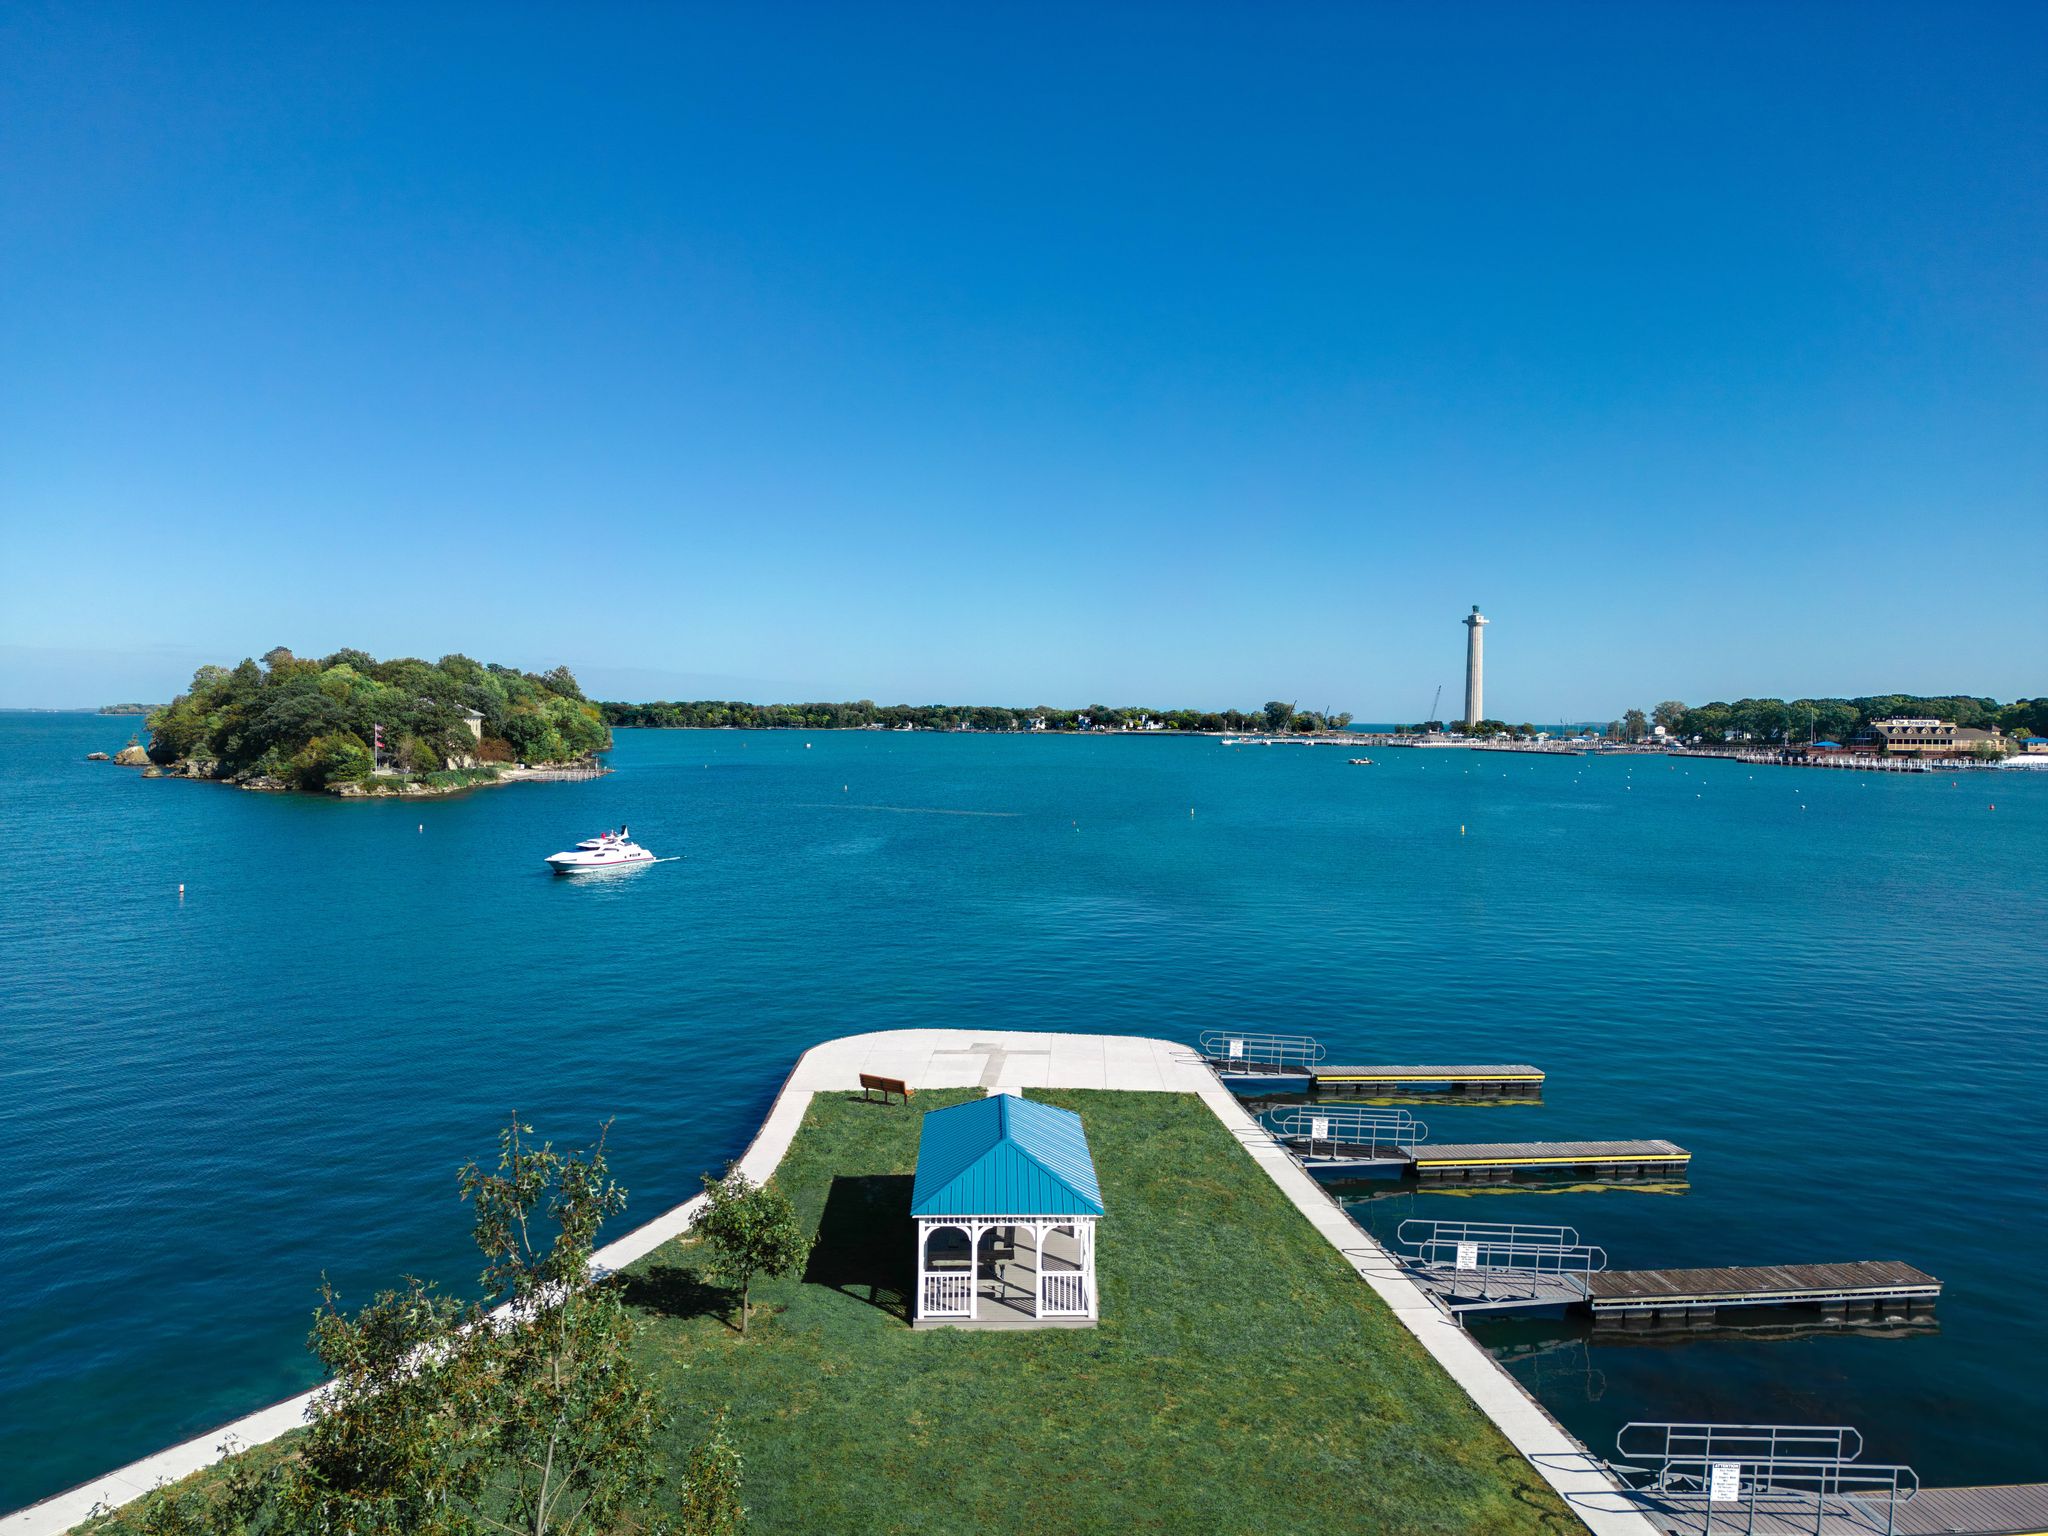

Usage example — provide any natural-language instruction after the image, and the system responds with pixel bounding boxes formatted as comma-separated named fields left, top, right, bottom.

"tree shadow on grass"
left=612, top=1262, right=735, bottom=1327
left=805, top=1173, right=914, bottom=1321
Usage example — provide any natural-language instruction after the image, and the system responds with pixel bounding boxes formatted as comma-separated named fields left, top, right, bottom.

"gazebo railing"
left=1040, top=1271, right=1089, bottom=1315
left=922, top=1272, right=972, bottom=1317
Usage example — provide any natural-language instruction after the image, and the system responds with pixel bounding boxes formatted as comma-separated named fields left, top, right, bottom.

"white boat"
left=545, top=827, right=656, bottom=874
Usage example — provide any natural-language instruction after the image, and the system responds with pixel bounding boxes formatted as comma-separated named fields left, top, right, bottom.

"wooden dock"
left=1311, top=1062, right=1545, bottom=1096
left=1627, top=1481, right=2048, bottom=1535
left=1590, top=1261, right=1941, bottom=1325
left=1405, top=1138, right=1689, bottom=1181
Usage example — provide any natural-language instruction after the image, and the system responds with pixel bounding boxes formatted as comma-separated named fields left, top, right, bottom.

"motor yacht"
left=544, top=827, right=656, bottom=874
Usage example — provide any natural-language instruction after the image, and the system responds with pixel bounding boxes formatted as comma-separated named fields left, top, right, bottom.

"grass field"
left=621, top=1087, right=1574, bottom=1535
left=79, top=1087, right=1576, bottom=1535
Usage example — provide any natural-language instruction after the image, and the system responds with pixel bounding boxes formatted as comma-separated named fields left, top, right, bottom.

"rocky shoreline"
left=93, top=746, right=607, bottom=798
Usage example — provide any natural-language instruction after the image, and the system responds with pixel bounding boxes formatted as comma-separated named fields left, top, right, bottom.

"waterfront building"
left=1867, top=718, right=1958, bottom=755
left=1462, top=605, right=1489, bottom=725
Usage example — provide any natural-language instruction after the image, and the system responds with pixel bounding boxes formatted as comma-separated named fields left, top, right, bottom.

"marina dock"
left=1408, top=1138, right=1689, bottom=1181
left=1612, top=1423, right=2045, bottom=1536
left=1271, top=1108, right=1689, bottom=1184
left=1392, top=1223, right=1942, bottom=1328
left=1195, top=1032, right=1546, bottom=1097
left=1314, top=1062, right=1546, bottom=1095
left=1589, top=1261, right=1941, bottom=1326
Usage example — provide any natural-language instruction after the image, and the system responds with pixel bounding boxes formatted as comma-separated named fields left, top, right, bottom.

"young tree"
left=278, top=1277, right=492, bottom=1536
left=280, top=1117, right=660, bottom=1536
left=458, top=1118, right=661, bottom=1536
left=674, top=1409, right=747, bottom=1536
left=691, top=1169, right=812, bottom=1337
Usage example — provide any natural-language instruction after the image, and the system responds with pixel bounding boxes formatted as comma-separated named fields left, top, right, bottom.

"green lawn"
left=622, top=1088, right=1574, bottom=1535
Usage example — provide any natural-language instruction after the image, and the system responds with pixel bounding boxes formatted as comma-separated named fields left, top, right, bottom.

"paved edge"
left=8, top=1029, right=1655, bottom=1536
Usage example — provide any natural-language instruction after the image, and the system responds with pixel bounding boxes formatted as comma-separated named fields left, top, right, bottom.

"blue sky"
left=3, top=3, right=2042, bottom=714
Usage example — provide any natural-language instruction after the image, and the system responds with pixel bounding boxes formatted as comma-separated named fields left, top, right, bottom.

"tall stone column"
left=1463, top=606, right=1488, bottom=725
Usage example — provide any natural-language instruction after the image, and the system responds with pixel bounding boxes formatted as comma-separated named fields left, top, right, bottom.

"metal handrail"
left=1396, top=1218, right=1579, bottom=1252
left=1617, top=1422, right=1865, bottom=1469
left=1405, top=1239, right=1607, bottom=1302
left=1273, top=1107, right=1426, bottom=1150
left=1612, top=1423, right=1921, bottom=1536
left=1197, top=1030, right=1326, bottom=1070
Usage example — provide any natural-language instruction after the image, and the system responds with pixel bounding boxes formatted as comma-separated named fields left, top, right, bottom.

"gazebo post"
left=914, top=1219, right=927, bottom=1321
left=968, top=1220, right=982, bottom=1321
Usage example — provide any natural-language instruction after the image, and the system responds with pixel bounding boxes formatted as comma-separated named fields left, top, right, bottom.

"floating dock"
left=1406, top=1138, right=1689, bottom=1181
left=1196, top=1032, right=1547, bottom=1097
left=1391, top=1223, right=1943, bottom=1330
left=1613, top=1421, right=2047, bottom=1536
left=1312, top=1062, right=1545, bottom=1096
left=1590, top=1261, right=1941, bottom=1326
left=1629, top=1484, right=2048, bottom=1536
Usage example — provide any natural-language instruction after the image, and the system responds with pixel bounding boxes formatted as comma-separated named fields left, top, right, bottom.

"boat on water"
left=1348, top=757, right=1374, bottom=765
left=545, top=827, right=657, bottom=874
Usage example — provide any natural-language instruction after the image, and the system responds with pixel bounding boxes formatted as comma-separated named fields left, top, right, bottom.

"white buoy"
left=177, top=883, right=185, bottom=897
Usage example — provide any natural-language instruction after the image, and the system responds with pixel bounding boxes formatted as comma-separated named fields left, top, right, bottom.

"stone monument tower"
left=1462, top=605, right=1489, bottom=725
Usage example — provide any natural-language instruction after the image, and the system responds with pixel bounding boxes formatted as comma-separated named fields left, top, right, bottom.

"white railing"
left=1039, top=1270, right=1090, bottom=1316
left=922, top=1273, right=972, bottom=1317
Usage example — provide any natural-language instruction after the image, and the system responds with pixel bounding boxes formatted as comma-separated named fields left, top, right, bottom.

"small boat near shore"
left=545, top=827, right=657, bottom=874
left=1348, top=757, right=1374, bottom=765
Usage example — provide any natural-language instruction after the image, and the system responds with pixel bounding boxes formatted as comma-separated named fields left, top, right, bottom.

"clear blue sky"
left=3, top=2, right=2042, bottom=715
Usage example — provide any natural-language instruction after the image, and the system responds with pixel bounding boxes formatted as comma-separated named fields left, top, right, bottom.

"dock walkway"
left=1314, top=1062, right=1545, bottom=1095
left=1624, top=1482, right=2048, bottom=1535
left=1590, top=1262, right=1940, bottom=1322
left=1408, top=1138, right=1690, bottom=1180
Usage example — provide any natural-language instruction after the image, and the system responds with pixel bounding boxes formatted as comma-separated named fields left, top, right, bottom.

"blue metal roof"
left=910, top=1094, right=1105, bottom=1218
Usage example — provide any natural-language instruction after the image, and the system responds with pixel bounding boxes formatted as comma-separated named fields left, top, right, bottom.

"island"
left=96, top=703, right=156, bottom=716
left=132, top=647, right=609, bottom=796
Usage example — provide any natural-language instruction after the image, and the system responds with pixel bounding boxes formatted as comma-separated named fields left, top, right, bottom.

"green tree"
left=131, top=1444, right=268, bottom=1535
left=1622, top=708, right=1648, bottom=741
left=279, top=1118, right=658, bottom=1536
left=1652, top=700, right=1686, bottom=732
left=691, top=1169, right=812, bottom=1337
left=674, top=1409, right=747, bottom=1536
left=457, top=1119, right=659, bottom=1536
left=1262, top=700, right=1294, bottom=732
left=279, top=1277, right=491, bottom=1535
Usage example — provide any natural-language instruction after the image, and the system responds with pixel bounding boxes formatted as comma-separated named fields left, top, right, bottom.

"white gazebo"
left=910, top=1093, right=1103, bottom=1327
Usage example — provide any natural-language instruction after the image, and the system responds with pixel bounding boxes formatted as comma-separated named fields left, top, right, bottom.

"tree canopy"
left=146, top=648, right=609, bottom=788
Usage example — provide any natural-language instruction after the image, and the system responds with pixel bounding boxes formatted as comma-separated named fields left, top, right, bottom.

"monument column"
left=1463, top=606, right=1489, bottom=725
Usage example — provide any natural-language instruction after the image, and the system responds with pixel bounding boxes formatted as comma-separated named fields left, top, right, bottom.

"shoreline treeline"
left=599, top=699, right=1353, bottom=733
left=1627, top=694, right=2045, bottom=745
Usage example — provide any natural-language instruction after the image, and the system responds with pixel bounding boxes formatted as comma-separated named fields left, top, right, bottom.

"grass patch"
left=78, top=1090, right=1574, bottom=1534
left=625, top=1088, right=1574, bottom=1535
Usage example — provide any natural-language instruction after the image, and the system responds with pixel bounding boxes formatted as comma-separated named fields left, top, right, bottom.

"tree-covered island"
left=140, top=648, right=609, bottom=794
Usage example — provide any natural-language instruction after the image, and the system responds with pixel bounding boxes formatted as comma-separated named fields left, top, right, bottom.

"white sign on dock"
left=1709, top=1462, right=1742, bottom=1503
left=1310, top=1116, right=1330, bottom=1140
left=1227, top=1039, right=1244, bottom=1059
left=1455, top=1242, right=1479, bottom=1271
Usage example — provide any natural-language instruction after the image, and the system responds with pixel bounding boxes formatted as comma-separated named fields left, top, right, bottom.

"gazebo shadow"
left=806, top=1173, right=915, bottom=1320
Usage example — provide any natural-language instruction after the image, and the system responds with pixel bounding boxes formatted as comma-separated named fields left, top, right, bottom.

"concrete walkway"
left=7, top=1029, right=1651, bottom=1536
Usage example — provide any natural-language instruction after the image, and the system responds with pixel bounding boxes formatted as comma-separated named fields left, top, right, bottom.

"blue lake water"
left=1, top=713, right=2043, bottom=1513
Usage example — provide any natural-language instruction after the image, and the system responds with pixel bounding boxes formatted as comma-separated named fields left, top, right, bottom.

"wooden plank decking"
left=1591, top=1261, right=1941, bottom=1312
left=1313, top=1062, right=1545, bottom=1092
left=1629, top=1481, right=2048, bottom=1535
left=1406, top=1138, right=1690, bottom=1176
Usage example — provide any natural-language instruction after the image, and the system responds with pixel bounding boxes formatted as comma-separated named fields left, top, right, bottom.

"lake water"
left=1, top=713, right=2043, bottom=1513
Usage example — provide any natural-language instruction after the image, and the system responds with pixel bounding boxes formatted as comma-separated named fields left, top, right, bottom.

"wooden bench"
left=858, top=1072, right=914, bottom=1105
